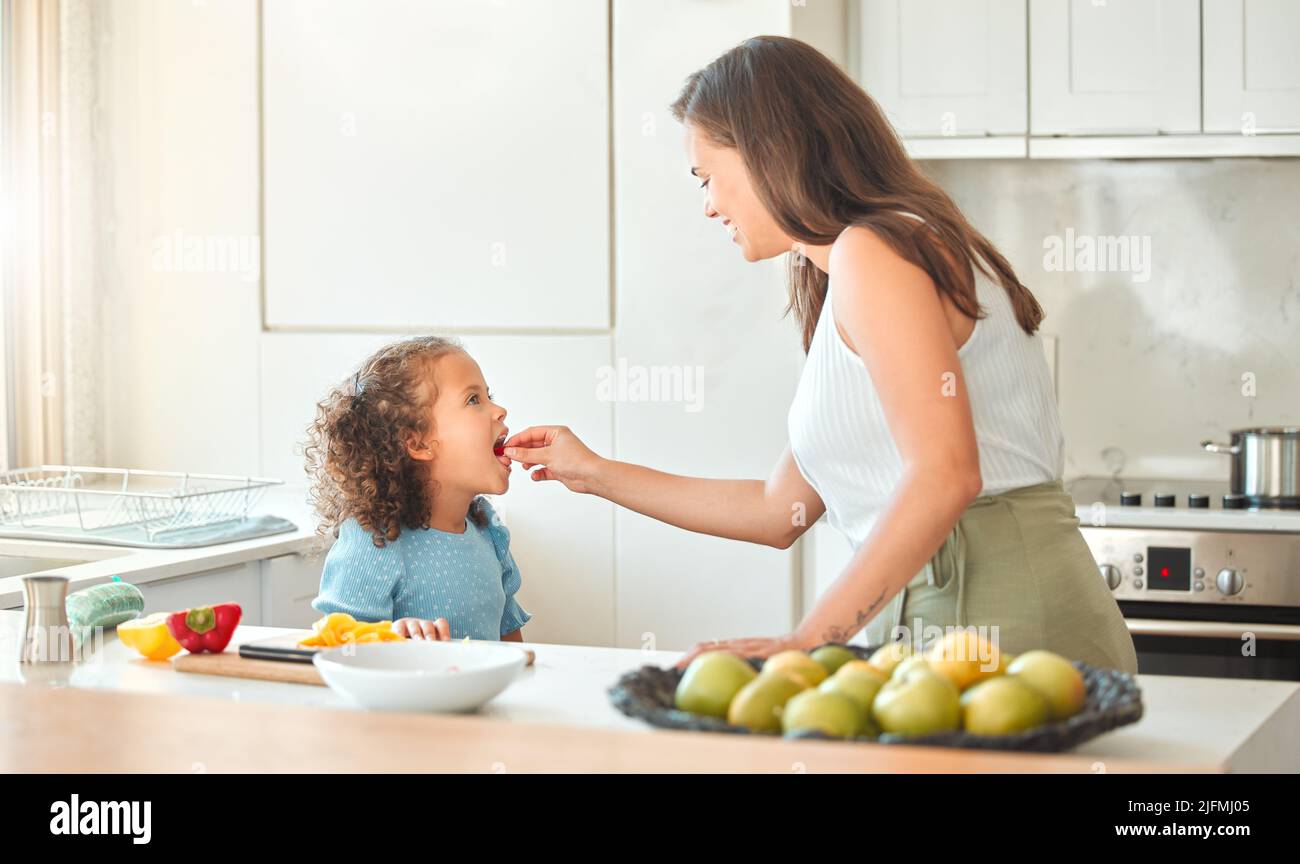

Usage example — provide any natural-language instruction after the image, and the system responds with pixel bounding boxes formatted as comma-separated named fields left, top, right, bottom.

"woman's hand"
left=392, top=617, right=451, bottom=641
left=502, top=425, right=606, bottom=494
left=674, top=633, right=811, bottom=670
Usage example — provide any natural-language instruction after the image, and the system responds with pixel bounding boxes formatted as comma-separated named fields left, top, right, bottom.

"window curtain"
left=3, top=0, right=104, bottom=472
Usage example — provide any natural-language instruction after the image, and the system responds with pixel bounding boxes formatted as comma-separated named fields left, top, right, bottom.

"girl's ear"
left=404, top=431, right=436, bottom=462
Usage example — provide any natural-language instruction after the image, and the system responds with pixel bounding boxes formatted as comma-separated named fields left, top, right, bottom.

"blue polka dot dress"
left=312, top=497, right=531, bottom=640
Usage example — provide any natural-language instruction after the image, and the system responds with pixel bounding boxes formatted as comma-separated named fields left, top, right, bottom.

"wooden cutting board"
left=173, top=651, right=327, bottom=685
left=172, top=632, right=535, bottom=687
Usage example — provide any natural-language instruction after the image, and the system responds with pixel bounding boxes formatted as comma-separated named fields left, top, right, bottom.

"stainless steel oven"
left=1068, top=477, right=1300, bottom=682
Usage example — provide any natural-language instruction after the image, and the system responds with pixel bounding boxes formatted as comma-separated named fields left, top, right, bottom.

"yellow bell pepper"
left=298, top=613, right=406, bottom=647
left=117, top=612, right=184, bottom=661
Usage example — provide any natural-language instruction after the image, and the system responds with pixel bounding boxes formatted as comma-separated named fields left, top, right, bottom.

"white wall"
left=920, top=157, right=1300, bottom=480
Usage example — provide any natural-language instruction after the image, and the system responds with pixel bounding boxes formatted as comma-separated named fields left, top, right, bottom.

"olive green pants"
left=860, top=479, right=1139, bottom=674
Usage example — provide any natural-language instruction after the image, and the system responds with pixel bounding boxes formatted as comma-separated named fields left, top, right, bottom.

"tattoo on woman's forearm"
left=822, top=588, right=888, bottom=644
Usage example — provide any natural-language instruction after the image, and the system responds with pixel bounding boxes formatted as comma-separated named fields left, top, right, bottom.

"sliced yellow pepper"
left=298, top=614, right=405, bottom=648
left=118, top=612, right=184, bottom=661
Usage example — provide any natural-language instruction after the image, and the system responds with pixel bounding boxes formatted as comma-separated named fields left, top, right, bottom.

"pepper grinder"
left=20, top=575, right=75, bottom=663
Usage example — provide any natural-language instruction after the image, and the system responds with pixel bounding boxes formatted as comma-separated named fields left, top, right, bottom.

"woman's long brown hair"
left=670, top=35, right=1042, bottom=352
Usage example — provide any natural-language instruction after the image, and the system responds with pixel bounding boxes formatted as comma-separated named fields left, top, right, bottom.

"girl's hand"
left=674, top=634, right=807, bottom=670
left=502, top=425, right=605, bottom=494
left=393, top=617, right=451, bottom=641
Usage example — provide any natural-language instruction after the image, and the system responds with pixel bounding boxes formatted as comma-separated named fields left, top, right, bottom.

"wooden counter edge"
left=0, top=682, right=1216, bottom=774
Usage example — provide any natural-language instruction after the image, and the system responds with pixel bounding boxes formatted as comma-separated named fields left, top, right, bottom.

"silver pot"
left=1201, top=426, right=1300, bottom=504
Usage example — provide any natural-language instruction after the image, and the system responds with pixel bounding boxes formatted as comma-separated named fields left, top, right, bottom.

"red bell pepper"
left=166, top=603, right=242, bottom=654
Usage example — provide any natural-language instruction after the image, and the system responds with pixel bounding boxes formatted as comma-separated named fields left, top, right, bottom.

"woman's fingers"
left=504, top=445, right=548, bottom=465
left=675, top=637, right=782, bottom=669
left=432, top=618, right=451, bottom=641
left=676, top=640, right=723, bottom=669
left=503, top=425, right=559, bottom=450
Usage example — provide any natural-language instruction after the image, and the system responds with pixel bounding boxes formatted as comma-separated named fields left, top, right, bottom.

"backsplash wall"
left=922, top=158, right=1300, bottom=481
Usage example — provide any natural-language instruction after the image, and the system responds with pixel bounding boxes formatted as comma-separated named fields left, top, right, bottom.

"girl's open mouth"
left=493, top=434, right=509, bottom=467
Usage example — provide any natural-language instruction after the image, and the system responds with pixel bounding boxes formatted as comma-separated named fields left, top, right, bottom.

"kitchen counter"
left=0, top=487, right=322, bottom=610
left=1, top=612, right=1296, bottom=773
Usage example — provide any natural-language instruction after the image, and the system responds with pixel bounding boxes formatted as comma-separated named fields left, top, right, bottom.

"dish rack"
left=0, top=466, right=283, bottom=542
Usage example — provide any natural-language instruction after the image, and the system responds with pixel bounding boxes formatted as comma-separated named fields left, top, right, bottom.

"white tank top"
left=787, top=236, right=1064, bottom=548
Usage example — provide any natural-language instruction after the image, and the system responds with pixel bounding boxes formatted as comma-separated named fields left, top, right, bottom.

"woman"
left=503, top=36, right=1137, bottom=673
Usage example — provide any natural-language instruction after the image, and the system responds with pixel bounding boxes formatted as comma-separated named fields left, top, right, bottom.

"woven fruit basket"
left=608, top=643, right=1143, bottom=753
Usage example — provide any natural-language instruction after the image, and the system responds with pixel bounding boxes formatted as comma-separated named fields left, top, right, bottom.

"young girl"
left=305, top=336, right=529, bottom=642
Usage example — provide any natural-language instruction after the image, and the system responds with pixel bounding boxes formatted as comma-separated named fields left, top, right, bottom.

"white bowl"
left=312, top=640, right=527, bottom=713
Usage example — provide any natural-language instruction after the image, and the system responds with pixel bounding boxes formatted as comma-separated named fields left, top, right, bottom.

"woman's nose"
left=703, top=195, right=718, bottom=219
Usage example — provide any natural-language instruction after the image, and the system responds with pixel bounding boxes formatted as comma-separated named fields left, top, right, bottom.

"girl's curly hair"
left=304, top=335, right=490, bottom=547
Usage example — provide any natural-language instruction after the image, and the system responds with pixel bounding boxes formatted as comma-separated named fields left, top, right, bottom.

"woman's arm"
left=502, top=432, right=825, bottom=550
left=591, top=445, right=825, bottom=549
left=792, top=226, right=983, bottom=646
left=676, top=227, right=983, bottom=666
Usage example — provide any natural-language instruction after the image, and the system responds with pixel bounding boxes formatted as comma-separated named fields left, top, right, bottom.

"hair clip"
left=351, top=371, right=368, bottom=408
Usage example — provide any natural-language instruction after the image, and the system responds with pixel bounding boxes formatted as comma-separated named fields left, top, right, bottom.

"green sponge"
left=65, top=577, right=145, bottom=648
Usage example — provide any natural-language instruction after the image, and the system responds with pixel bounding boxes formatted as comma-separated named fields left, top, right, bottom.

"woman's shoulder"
left=830, top=220, right=925, bottom=269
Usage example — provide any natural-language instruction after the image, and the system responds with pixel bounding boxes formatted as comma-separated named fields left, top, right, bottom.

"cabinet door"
left=612, top=0, right=801, bottom=651
left=260, top=552, right=325, bottom=630
left=136, top=563, right=263, bottom=624
left=1204, top=0, right=1300, bottom=133
left=1029, top=0, right=1200, bottom=134
left=859, top=0, right=1027, bottom=136
left=263, top=0, right=610, bottom=330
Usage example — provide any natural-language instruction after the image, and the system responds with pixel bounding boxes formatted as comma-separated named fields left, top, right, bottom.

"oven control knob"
left=1216, top=568, right=1244, bottom=596
left=1099, top=564, right=1122, bottom=590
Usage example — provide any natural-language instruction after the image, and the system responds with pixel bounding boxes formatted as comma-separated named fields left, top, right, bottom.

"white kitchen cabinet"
left=259, top=551, right=326, bottom=629
left=262, top=0, right=610, bottom=331
left=1203, top=0, right=1300, bottom=133
left=1029, top=0, right=1200, bottom=135
left=135, top=562, right=264, bottom=624
left=859, top=0, right=1027, bottom=137
left=613, top=0, right=804, bottom=651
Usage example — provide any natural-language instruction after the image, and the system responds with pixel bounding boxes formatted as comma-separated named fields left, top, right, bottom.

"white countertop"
left=2, top=611, right=1297, bottom=772
left=0, top=486, right=322, bottom=609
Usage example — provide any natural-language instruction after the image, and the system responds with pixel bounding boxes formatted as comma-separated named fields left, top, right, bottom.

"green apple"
left=1006, top=650, right=1086, bottom=720
left=867, top=641, right=912, bottom=676
left=675, top=651, right=757, bottom=718
left=890, top=655, right=932, bottom=681
left=819, top=669, right=883, bottom=737
left=871, top=663, right=960, bottom=737
left=763, top=650, right=828, bottom=688
left=728, top=673, right=806, bottom=732
left=810, top=645, right=858, bottom=676
left=960, top=676, right=1050, bottom=735
left=781, top=689, right=864, bottom=739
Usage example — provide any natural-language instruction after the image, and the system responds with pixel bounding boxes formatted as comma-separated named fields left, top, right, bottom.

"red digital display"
left=1147, top=547, right=1191, bottom=591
